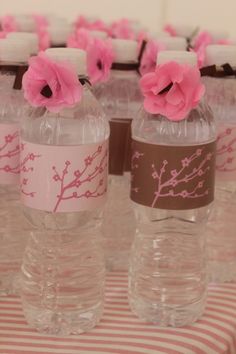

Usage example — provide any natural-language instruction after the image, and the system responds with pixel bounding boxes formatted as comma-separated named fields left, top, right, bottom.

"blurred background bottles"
left=203, top=45, right=236, bottom=282
left=129, top=51, right=216, bottom=326
left=95, top=39, right=142, bottom=270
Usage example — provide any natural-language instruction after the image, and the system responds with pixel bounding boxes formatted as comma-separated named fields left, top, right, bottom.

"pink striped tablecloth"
left=1, top=272, right=236, bottom=354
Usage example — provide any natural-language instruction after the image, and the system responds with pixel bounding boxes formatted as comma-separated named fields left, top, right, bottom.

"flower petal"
left=23, top=52, right=83, bottom=112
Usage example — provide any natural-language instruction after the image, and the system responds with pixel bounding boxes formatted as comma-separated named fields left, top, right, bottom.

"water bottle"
left=202, top=45, right=236, bottom=282
left=0, top=39, right=31, bottom=295
left=129, top=50, right=216, bottom=326
left=96, top=39, right=142, bottom=270
left=20, top=48, right=109, bottom=335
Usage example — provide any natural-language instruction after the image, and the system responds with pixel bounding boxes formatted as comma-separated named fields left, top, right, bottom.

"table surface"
left=0, top=272, right=236, bottom=354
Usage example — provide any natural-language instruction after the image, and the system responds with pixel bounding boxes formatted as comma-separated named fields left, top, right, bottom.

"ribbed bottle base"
left=21, top=301, right=104, bottom=336
left=129, top=293, right=207, bottom=327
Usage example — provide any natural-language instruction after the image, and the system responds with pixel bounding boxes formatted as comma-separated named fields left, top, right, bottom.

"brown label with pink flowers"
left=131, top=140, right=216, bottom=210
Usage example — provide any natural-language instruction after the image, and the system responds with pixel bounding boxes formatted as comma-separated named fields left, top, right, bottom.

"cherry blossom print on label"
left=216, top=125, right=236, bottom=181
left=20, top=140, right=109, bottom=212
left=0, top=123, right=20, bottom=185
left=131, top=140, right=216, bottom=210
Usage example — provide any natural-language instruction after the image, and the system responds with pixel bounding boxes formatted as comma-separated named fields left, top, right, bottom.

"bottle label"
left=216, top=125, right=236, bottom=181
left=0, top=123, right=20, bottom=185
left=109, top=119, right=132, bottom=175
left=131, top=140, right=216, bottom=210
left=20, top=140, right=109, bottom=212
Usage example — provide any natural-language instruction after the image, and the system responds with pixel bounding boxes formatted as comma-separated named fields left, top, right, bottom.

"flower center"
left=97, top=59, right=103, bottom=70
left=41, top=85, right=53, bottom=98
left=158, top=82, right=173, bottom=95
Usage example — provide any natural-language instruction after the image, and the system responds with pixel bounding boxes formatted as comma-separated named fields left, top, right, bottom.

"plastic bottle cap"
left=85, top=15, right=99, bottom=22
left=205, top=45, right=236, bottom=66
left=45, top=47, right=87, bottom=75
left=47, top=16, right=69, bottom=25
left=157, top=50, right=197, bottom=67
left=209, top=29, right=229, bottom=42
left=129, top=20, right=145, bottom=34
left=7, top=32, right=39, bottom=55
left=89, top=30, right=108, bottom=39
left=15, top=15, right=36, bottom=32
left=0, top=39, right=31, bottom=63
left=151, top=31, right=170, bottom=39
left=111, top=39, right=138, bottom=63
left=158, top=36, right=187, bottom=51
left=171, top=24, right=196, bottom=38
left=48, top=24, right=72, bottom=46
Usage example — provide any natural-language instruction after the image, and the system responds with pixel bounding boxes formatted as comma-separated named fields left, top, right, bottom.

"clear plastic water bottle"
left=202, top=45, right=236, bottom=282
left=20, top=48, right=109, bottom=335
left=96, top=39, right=142, bottom=270
left=0, top=39, right=31, bottom=295
left=129, top=51, right=216, bottom=326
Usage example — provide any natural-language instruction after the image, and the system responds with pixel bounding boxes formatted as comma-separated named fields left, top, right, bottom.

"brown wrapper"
left=110, top=40, right=147, bottom=74
left=0, top=64, right=28, bottom=90
left=111, top=62, right=139, bottom=71
left=51, top=44, right=66, bottom=48
left=13, top=66, right=28, bottom=90
left=131, top=139, right=216, bottom=210
left=109, top=119, right=132, bottom=175
left=200, top=63, right=236, bottom=78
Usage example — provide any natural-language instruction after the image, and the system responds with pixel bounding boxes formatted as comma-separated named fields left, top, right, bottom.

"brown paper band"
left=111, top=62, right=139, bottom=71
left=50, top=44, right=66, bottom=48
left=78, top=76, right=91, bottom=86
left=200, top=63, right=236, bottom=78
left=0, top=64, right=28, bottom=90
left=109, top=119, right=132, bottom=175
left=131, top=139, right=216, bottom=210
left=186, top=27, right=199, bottom=50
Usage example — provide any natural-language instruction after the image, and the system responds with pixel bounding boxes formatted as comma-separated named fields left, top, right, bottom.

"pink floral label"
left=216, top=125, right=236, bottom=181
left=20, top=140, right=109, bottom=212
left=0, top=123, right=20, bottom=185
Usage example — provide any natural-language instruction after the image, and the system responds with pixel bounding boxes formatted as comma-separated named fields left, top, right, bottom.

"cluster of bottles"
left=0, top=13, right=235, bottom=335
